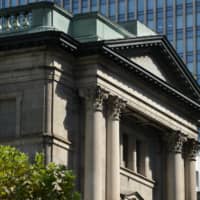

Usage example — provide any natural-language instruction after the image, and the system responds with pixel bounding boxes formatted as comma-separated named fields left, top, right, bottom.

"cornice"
left=105, top=35, right=200, bottom=101
left=101, top=45, right=200, bottom=115
left=0, top=31, right=199, bottom=116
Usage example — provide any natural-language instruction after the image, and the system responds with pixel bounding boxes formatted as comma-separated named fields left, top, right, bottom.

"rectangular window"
left=197, top=13, right=200, bottom=26
left=138, top=0, right=144, bottom=12
left=2, top=0, right=9, bottom=8
left=157, top=0, right=163, bottom=8
left=118, top=0, right=125, bottom=21
left=166, top=0, right=173, bottom=7
left=64, top=0, right=70, bottom=10
left=176, top=5, right=183, bottom=15
left=109, top=0, right=115, bottom=19
left=123, top=134, right=128, bottom=168
left=156, top=8, right=163, bottom=33
left=136, top=140, right=142, bottom=174
left=176, top=39, right=183, bottom=53
left=128, top=0, right=134, bottom=20
left=176, top=15, right=183, bottom=29
left=10, top=0, right=17, bottom=6
left=100, top=0, right=106, bottom=15
left=138, top=12, right=144, bottom=23
left=19, top=0, right=26, bottom=5
left=176, top=0, right=182, bottom=5
left=0, top=99, right=16, bottom=138
left=82, top=0, right=88, bottom=13
left=72, top=0, right=79, bottom=14
left=186, top=51, right=193, bottom=72
left=167, top=30, right=173, bottom=42
left=147, top=0, right=153, bottom=10
left=187, top=38, right=193, bottom=51
left=91, top=0, right=97, bottom=11
left=186, top=14, right=193, bottom=27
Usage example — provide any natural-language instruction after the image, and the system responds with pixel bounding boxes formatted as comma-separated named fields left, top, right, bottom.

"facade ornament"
left=79, top=86, right=109, bottom=112
left=165, top=131, right=187, bottom=153
left=108, top=96, right=127, bottom=120
left=185, top=139, right=199, bottom=160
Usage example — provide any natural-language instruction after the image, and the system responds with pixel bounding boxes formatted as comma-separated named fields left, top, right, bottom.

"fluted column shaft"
left=106, top=97, right=126, bottom=200
left=185, top=139, right=199, bottom=200
left=82, top=87, right=108, bottom=200
left=166, top=132, right=186, bottom=200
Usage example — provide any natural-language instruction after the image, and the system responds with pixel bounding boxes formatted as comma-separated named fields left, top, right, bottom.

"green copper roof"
left=0, top=2, right=156, bottom=42
left=120, top=20, right=157, bottom=36
left=70, top=12, right=135, bottom=42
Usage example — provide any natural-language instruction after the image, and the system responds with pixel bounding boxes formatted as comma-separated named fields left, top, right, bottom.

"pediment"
left=129, top=54, right=167, bottom=82
left=105, top=36, right=200, bottom=102
left=121, top=192, right=144, bottom=200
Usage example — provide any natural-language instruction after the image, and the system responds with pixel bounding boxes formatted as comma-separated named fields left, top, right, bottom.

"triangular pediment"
left=129, top=54, right=168, bottom=82
left=105, top=36, right=200, bottom=102
left=121, top=192, right=144, bottom=200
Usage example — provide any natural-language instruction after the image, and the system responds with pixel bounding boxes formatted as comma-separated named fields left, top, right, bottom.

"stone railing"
left=0, top=4, right=32, bottom=33
left=0, top=12, right=31, bottom=32
left=0, top=2, right=72, bottom=35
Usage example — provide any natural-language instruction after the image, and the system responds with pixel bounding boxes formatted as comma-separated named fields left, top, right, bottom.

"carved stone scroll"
left=79, top=86, right=109, bottom=112
left=165, top=131, right=187, bottom=153
left=185, top=139, right=199, bottom=160
left=108, top=96, right=127, bottom=120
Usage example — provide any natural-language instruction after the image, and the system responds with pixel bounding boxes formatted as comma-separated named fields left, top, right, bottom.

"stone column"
left=165, top=132, right=187, bottom=200
left=81, top=86, right=108, bottom=200
left=185, top=139, right=199, bottom=200
left=106, top=96, right=126, bottom=200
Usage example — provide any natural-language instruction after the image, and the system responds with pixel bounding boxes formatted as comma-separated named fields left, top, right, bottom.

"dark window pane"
left=147, top=0, right=153, bottom=10
left=100, top=0, right=106, bottom=15
left=73, top=0, right=79, bottom=14
left=109, top=0, right=115, bottom=19
left=187, top=38, right=193, bottom=51
left=176, top=40, right=183, bottom=53
left=138, top=0, right=144, bottom=12
left=128, top=0, right=134, bottom=20
left=176, top=15, right=183, bottom=29
left=64, top=0, right=70, bottom=10
left=91, top=0, right=97, bottom=11
left=167, top=0, right=173, bottom=7
left=11, top=0, right=17, bottom=6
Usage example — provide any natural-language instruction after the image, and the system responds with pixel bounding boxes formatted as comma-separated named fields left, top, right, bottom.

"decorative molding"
left=165, top=131, right=187, bottom=153
left=79, top=86, right=109, bottom=111
left=108, top=96, right=127, bottom=120
left=185, top=139, right=199, bottom=160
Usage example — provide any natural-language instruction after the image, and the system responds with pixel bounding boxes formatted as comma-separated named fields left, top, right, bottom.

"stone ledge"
left=120, top=167, right=155, bottom=189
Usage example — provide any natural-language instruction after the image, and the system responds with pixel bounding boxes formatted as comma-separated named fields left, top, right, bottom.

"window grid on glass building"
left=1, top=0, right=200, bottom=83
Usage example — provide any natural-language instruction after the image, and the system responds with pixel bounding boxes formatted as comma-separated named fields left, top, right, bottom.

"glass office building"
left=0, top=0, right=200, bottom=83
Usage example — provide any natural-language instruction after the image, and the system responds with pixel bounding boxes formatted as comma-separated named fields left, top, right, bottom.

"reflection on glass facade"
left=1, top=0, right=200, bottom=84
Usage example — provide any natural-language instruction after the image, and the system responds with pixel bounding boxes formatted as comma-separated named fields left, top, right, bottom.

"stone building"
left=0, top=2, right=199, bottom=200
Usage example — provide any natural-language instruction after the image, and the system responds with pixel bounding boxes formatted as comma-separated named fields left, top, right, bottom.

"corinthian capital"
left=185, top=139, right=199, bottom=160
left=165, top=131, right=187, bottom=153
left=79, top=86, right=109, bottom=111
left=108, top=96, right=126, bottom=120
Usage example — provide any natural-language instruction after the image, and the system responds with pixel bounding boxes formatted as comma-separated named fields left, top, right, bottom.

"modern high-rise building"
left=1, top=0, right=199, bottom=83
